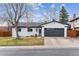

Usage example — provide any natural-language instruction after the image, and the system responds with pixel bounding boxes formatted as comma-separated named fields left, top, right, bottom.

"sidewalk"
left=0, top=45, right=79, bottom=49
left=44, top=37, right=79, bottom=48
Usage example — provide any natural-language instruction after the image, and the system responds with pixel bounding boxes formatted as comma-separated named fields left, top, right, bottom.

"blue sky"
left=31, top=3, right=79, bottom=22
left=0, top=3, right=79, bottom=22
left=32, top=3, right=79, bottom=16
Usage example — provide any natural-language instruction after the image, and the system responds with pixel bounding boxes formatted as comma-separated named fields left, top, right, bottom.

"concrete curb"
left=0, top=45, right=79, bottom=49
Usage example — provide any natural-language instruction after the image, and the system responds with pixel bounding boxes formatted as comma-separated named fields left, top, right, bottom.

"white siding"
left=12, top=28, right=17, bottom=37
left=70, top=22, right=74, bottom=29
left=42, top=22, right=65, bottom=28
left=70, top=19, right=79, bottom=29
left=12, top=22, right=68, bottom=37
left=75, top=19, right=79, bottom=27
left=42, top=27, right=44, bottom=37
left=64, top=27, right=67, bottom=37
left=12, top=28, right=40, bottom=37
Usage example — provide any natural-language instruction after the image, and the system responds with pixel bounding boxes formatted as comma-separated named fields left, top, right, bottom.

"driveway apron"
left=44, top=37, right=79, bottom=47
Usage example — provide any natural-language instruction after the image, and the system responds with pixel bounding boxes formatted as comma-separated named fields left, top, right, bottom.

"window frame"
left=18, top=28, right=21, bottom=32
left=36, top=28, right=38, bottom=32
left=28, top=28, right=33, bottom=32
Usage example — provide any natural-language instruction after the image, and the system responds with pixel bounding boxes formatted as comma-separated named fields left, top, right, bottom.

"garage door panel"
left=44, top=28, right=64, bottom=37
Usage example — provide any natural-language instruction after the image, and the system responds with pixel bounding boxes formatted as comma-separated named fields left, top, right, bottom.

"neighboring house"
left=0, top=21, right=11, bottom=37
left=12, top=20, right=68, bottom=37
left=0, top=21, right=9, bottom=31
left=69, top=17, right=79, bottom=30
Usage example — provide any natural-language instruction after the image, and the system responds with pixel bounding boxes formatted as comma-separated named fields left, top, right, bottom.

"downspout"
left=73, top=21, right=75, bottom=30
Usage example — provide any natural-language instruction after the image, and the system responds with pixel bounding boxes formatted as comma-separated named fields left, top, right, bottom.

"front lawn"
left=0, top=37, right=44, bottom=46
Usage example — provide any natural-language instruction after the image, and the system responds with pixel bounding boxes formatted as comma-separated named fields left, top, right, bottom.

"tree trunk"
left=15, top=25, right=19, bottom=39
left=8, top=22, right=10, bottom=31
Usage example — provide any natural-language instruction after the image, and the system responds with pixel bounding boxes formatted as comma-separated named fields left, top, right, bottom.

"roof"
left=70, top=17, right=79, bottom=22
left=12, top=20, right=69, bottom=28
left=41, top=20, right=69, bottom=26
left=12, top=22, right=42, bottom=28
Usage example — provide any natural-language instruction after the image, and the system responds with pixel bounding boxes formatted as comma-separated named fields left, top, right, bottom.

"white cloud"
left=51, top=4, right=55, bottom=8
left=28, top=3, right=43, bottom=10
left=35, top=14, right=41, bottom=16
left=61, top=4, right=65, bottom=6
left=60, top=4, right=65, bottom=7
left=28, top=3, right=37, bottom=7
left=37, top=3, right=42, bottom=7
left=33, top=7, right=40, bottom=10
left=60, top=4, right=65, bottom=9
left=28, top=3, right=42, bottom=8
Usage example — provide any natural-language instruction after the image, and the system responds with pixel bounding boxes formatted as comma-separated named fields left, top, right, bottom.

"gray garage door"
left=44, top=28, right=64, bottom=37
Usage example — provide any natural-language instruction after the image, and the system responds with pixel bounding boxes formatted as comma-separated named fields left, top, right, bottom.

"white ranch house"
left=12, top=20, right=68, bottom=37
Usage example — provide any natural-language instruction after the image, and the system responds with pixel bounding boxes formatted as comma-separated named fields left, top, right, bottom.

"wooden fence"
left=0, top=31, right=11, bottom=37
left=67, top=30, right=77, bottom=37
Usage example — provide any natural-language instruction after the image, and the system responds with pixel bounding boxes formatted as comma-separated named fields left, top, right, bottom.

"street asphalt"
left=0, top=47, right=79, bottom=56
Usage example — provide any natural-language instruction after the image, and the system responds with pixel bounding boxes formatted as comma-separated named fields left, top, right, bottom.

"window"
left=36, top=28, right=38, bottom=32
left=18, top=28, right=21, bottom=32
left=45, top=28, right=47, bottom=30
left=28, top=28, right=32, bottom=32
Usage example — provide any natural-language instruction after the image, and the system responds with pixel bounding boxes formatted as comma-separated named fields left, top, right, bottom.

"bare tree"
left=25, top=9, right=34, bottom=22
left=0, top=16, right=11, bottom=31
left=5, top=3, right=30, bottom=39
left=40, top=6, right=57, bottom=23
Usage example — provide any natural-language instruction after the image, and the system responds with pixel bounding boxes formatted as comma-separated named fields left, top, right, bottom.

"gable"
left=42, top=22, right=66, bottom=28
left=70, top=17, right=79, bottom=22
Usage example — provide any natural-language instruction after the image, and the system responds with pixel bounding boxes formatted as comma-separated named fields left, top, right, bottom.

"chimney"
left=73, top=13, right=76, bottom=19
left=52, top=19, right=55, bottom=24
left=52, top=19, right=55, bottom=22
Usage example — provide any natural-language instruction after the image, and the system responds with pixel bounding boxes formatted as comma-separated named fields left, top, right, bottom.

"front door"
left=39, top=28, right=41, bottom=36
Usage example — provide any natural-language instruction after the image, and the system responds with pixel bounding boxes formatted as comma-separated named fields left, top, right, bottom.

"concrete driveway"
left=44, top=37, right=79, bottom=48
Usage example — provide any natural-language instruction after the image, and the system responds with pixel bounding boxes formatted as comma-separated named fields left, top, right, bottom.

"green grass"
left=0, top=37, right=44, bottom=46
